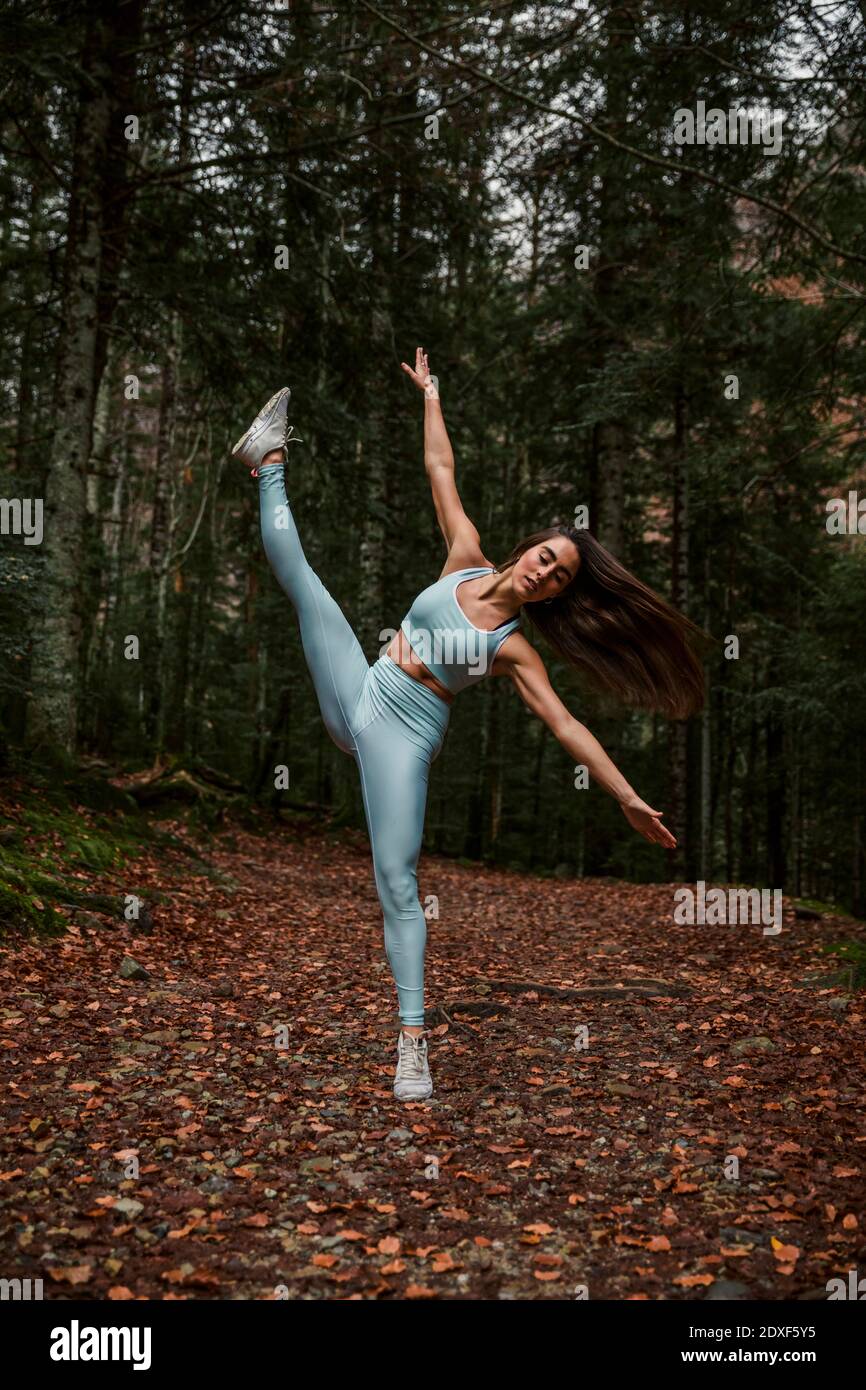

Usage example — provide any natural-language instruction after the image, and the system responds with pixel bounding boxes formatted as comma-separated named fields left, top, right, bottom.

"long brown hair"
left=495, top=525, right=711, bottom=719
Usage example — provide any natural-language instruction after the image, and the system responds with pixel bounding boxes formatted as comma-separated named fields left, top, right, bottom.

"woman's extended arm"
left=400, top=346, right=482, bottom=555
left=500, top=634, right=677, bottom=848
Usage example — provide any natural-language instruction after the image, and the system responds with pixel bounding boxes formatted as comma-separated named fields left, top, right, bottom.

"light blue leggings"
left=258, top=463, right=450, bottom=1027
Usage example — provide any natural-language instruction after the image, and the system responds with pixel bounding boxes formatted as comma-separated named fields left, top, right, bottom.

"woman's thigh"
left=353, top=710, right=432, bottom=897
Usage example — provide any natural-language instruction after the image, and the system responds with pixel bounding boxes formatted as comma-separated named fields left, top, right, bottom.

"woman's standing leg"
left=257, top=462, right=370, bottom=754
left=353, top=713, right=434, bottom=1031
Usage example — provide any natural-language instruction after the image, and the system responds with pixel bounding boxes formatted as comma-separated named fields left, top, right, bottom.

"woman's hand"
left=400, top=346, right=438, bottom=398
left=620, top=793, right=677, bottom=848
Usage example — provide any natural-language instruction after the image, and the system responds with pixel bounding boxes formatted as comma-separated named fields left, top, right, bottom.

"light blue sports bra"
left=398, top=566, right=522, bottom=694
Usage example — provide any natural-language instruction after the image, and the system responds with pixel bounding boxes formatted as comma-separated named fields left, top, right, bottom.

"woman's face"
left=514, top=539, right=580, bottom=602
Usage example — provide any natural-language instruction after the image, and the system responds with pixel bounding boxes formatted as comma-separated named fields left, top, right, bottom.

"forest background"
left=1, top=0, right=864, bottom=914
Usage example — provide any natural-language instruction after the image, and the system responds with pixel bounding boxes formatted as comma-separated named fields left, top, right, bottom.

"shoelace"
left=249, top=423, right=305, bottom=477
left=399, top=1035, right=427, bottom=1078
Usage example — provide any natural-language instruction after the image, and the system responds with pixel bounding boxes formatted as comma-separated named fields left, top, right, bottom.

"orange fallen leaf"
left=48, top=1265, right=91, bottom=1285
left=771, top=1239, right=800, bottom=1262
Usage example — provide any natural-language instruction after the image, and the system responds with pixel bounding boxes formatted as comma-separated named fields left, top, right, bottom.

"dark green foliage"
left=0, top=1, right=864, bottom=909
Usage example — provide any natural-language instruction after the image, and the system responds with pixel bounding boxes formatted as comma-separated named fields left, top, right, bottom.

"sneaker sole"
left=231, top=386, right=290, bottom=460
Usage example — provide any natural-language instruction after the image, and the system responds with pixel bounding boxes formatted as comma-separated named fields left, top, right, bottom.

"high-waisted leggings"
left=258, top=462, right=450, bottom=1027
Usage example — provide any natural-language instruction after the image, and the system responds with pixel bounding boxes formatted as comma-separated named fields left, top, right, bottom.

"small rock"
left=114, top=1197, right=144, bottom=1218
left=200, top=1175, right=231, bottom=1194
left=731, top=1036, right=776, bottom=1056
left=704, top=1279, right=753, bottom=1300
left=120, top=956, right=149, bottom=981
left=73, top=911, right=109, bottom=932
left=823, top=996, right=851, bottom=1012
left=299, top=1157, right=333, bottom=1174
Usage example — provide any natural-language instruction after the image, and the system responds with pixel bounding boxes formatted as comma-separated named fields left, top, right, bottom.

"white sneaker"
left=394, top=1030, right=433, bottom=1101
left=231, top=387, right=303, bottom=476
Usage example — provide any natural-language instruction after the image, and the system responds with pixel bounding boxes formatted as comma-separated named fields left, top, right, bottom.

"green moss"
left=0, top=879, right=66, bottom=937
left=821, top=940, right=866, bottom=988
left=794, top=896, right=845, bottom=915
left=66, top=834, right=117, bottom=871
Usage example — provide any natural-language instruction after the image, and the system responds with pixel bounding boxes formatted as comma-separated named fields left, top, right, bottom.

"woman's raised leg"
left=258, top=462, right=370, bottom=754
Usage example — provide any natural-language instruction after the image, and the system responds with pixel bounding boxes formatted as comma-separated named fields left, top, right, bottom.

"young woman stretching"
left=232, top=349, right=705, bottom=1103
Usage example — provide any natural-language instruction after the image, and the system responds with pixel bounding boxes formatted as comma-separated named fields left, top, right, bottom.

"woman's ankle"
left=260, top=448, right=284, bottom=468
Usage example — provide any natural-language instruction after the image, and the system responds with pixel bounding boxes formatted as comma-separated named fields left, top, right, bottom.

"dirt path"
left=2, top=817, right=864, bottom=1300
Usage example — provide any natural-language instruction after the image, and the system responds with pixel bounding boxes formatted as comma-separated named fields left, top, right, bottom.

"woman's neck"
left=477, top=566, right=522, bottom=623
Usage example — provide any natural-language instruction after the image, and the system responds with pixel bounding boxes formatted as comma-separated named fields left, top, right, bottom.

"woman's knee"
left=376, top=860, right=420, bottom=916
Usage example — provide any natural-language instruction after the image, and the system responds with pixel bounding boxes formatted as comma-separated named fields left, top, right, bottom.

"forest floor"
left=1, top=789, right=865, bottom=1302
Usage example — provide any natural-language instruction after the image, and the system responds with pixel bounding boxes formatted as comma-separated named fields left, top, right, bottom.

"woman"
left=232, top=349, right=706, bottom=1103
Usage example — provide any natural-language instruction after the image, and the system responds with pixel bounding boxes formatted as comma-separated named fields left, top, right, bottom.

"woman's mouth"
left=525, top=576, right=538, bottom=592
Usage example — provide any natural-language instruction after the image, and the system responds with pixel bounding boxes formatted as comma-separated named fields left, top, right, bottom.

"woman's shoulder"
left=489, top=626, right=533, bottom=677
left=437, top=539, right=494, bottom=581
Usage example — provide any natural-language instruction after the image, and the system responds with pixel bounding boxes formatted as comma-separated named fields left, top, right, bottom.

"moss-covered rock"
left=0, top=879, right=66, bottom=936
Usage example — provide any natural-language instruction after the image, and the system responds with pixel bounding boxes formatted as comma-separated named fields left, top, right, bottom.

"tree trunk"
left=592, top=5, right=636, bottom=555
left=669, top=378, right=690, bottom=875
left=26, top=3, right=141, bottom=753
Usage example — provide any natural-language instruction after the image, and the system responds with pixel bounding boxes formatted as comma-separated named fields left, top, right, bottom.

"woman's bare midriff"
left=385, top=630, right=455, bottom=706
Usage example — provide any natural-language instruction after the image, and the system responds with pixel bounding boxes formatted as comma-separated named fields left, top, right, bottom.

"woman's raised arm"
left=401, top=347, right=483, bottom=558
left=500, top=634, right=677, bottom=849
